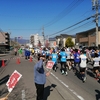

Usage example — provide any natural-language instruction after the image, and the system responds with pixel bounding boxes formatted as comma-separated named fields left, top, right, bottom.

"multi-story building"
left=76, top=27, right=100, bottom=47
left=38, top=35, right=44, bottom=46
left=30, top=35, right=34, bottom=47
left=30, top=33, right=44, bottom=47
left=48, top=37, right=56, bottom=48
left=56, top=34, right=75, bottom=48
left=0, top=32, right=10, bottom=51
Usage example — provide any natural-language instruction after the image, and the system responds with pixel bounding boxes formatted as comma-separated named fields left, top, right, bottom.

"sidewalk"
left=0, top=51, right=14, bottom=57
left=0, top=54, right=8, bottom=57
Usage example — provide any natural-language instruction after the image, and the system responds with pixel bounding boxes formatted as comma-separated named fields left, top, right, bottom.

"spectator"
left=34, top=54, right=50, bottom=100
left=0, top=97, right=8, bottom=100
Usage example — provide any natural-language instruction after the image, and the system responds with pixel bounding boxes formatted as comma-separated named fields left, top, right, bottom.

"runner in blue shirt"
left=59, top=48, right=68, bottom=75
left=73, top=49, right=80, bottom=73
left=50, top=51, right=58, bottom=72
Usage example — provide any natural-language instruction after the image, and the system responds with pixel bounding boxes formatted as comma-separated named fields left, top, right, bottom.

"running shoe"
left=95, top=77, right=99, bottom=81
left=69, top=66, right=71, bottom=71
left=65, top=71, right=68, bottom=76
left=55, top=67, right=57, bottom=72
left=83, top=77, right=86, bottom=82
left=61, top=70, right=64, bottom=74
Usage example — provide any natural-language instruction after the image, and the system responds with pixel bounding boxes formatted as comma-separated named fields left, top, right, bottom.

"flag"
left=18, top=36, right=23, bottom=39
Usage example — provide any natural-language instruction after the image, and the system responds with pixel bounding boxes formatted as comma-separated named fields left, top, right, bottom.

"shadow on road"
left=44, top=84, right=56, bottom=100
left=0, top=75, right=10, bottom=85
left=95, top=90, right=100, bottom=100
left=0, top=87, right=8, bottom=97
left=74, top=70, right=81, bottom=80
left=86, top=67, right=95, bottom=78
left=98, top=79, right=100, bottom=83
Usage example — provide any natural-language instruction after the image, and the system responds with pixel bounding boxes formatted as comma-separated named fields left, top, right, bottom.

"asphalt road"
left=0, top=54, right=100, bottom=100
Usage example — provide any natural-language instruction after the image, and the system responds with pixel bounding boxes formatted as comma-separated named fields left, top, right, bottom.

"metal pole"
left=92, top=0, right=99, bottom=46
left=96, top=9, right=98, bottom=46
left=42, top=27, right=45, bottom=47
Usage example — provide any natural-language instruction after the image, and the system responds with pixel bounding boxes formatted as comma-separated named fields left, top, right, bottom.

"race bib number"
left=53, top=55, right=56, bottom=58
left=77, top=57, right=79, bottom=59
left=62, top=56, right=66, bottom=58
left=95, top=61, right=99, bottom=65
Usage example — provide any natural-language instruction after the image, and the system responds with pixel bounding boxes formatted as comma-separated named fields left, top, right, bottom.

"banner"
left=6, top=70, right=22, bottom=92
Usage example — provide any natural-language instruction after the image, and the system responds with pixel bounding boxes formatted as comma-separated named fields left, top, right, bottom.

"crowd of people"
left=33, top=46, right=100, bottom=82
left=13, top=46, right=100, bottom=82
left=1, top=46, right=100, bottom=100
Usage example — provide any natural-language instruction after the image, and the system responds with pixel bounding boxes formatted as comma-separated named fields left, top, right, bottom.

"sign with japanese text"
left=46, top=61, right=54, bottom=69
left=6, top=70, right=22, bottom=92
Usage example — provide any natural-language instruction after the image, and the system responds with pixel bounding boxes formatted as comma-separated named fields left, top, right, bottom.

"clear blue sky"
left=0, top=0, right=99, bottom=39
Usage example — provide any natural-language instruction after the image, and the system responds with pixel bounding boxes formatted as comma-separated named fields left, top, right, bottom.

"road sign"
left=6, top=70, right=22, bottom=92
left=46, top=61, right=54, bottom=69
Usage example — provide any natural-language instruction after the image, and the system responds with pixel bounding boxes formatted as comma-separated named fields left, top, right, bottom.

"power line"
left=48, top=21, right=94, bottom=37
left=44, top=0, right=84, bottom=28
left=4, top=28, right=41, bottom=30
left=65, top=21, right=94, bottom=34
left=47, top=14, right=99, bottom=37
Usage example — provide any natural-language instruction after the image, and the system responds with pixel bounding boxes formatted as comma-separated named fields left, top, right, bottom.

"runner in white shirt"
left=66, top=49, right=71, bottom=70
left=92, top=53, right=100, bottom=80
left=79, top=50, right=88, bottom=82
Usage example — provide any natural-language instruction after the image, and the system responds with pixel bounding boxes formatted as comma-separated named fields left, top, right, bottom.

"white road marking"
left=34, top=57, right=84, bottom=100
left=22, top=90, right=26, bottom=100
left=51, top=72, right=84, bottom=100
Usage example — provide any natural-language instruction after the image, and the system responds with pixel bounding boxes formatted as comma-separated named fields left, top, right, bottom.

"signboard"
left=46, top=61, right=54, bottom=69
left=6, top=70, right=22, bottom=92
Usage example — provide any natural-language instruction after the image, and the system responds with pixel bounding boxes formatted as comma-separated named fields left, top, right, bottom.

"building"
left=76, top=27, right=100, bottom=47
left=48, top=37, right=56, bottom=48
left=56, top=34, right=75, bottom=48
left=38, top=36, right=44, bottom=47
left=0, top=32, right=10, bottom=51
left=30, top=35, right=34, bottom=46
left=30, top=33, right=44, bottom=47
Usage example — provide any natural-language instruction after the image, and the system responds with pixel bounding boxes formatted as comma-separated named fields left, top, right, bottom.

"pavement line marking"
left=51, top=72, right=84, bottom=100
left=22, top=90, right=26, bottom=100
left=34, top=58, right=84, bottom=100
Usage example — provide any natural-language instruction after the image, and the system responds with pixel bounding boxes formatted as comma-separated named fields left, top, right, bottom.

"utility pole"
left=8, top=29, right=11, bottom=47
left=92, top=0, right=100, bottom=46
left=42, top=26, right=45, bottom=47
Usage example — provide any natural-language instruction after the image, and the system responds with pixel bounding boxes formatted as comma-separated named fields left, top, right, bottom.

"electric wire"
left=44, top=0, right=84, bottom=28
left=47, top=14, right=97, bottom=37
left=64, top=21, right=94, bottom=34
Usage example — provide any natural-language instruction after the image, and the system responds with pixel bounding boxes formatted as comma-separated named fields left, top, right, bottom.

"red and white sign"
left=46, top=61, right=54, bottom=69
left=6, top=70, right=22, bottom=92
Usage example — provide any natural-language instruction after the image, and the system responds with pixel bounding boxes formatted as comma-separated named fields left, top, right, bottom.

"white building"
left=30, top=33, right=44, bottom=47
left=39, top=36, right=44, bottom=46
left=34, top=34, right=39, bottom=47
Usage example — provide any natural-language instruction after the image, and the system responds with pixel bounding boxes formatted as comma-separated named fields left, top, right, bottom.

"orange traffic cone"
left=30, top=56, right=32, bottom=62
left=2, top=59, right=5, bottom=67
left=16, top=58, right=20, bottom=64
